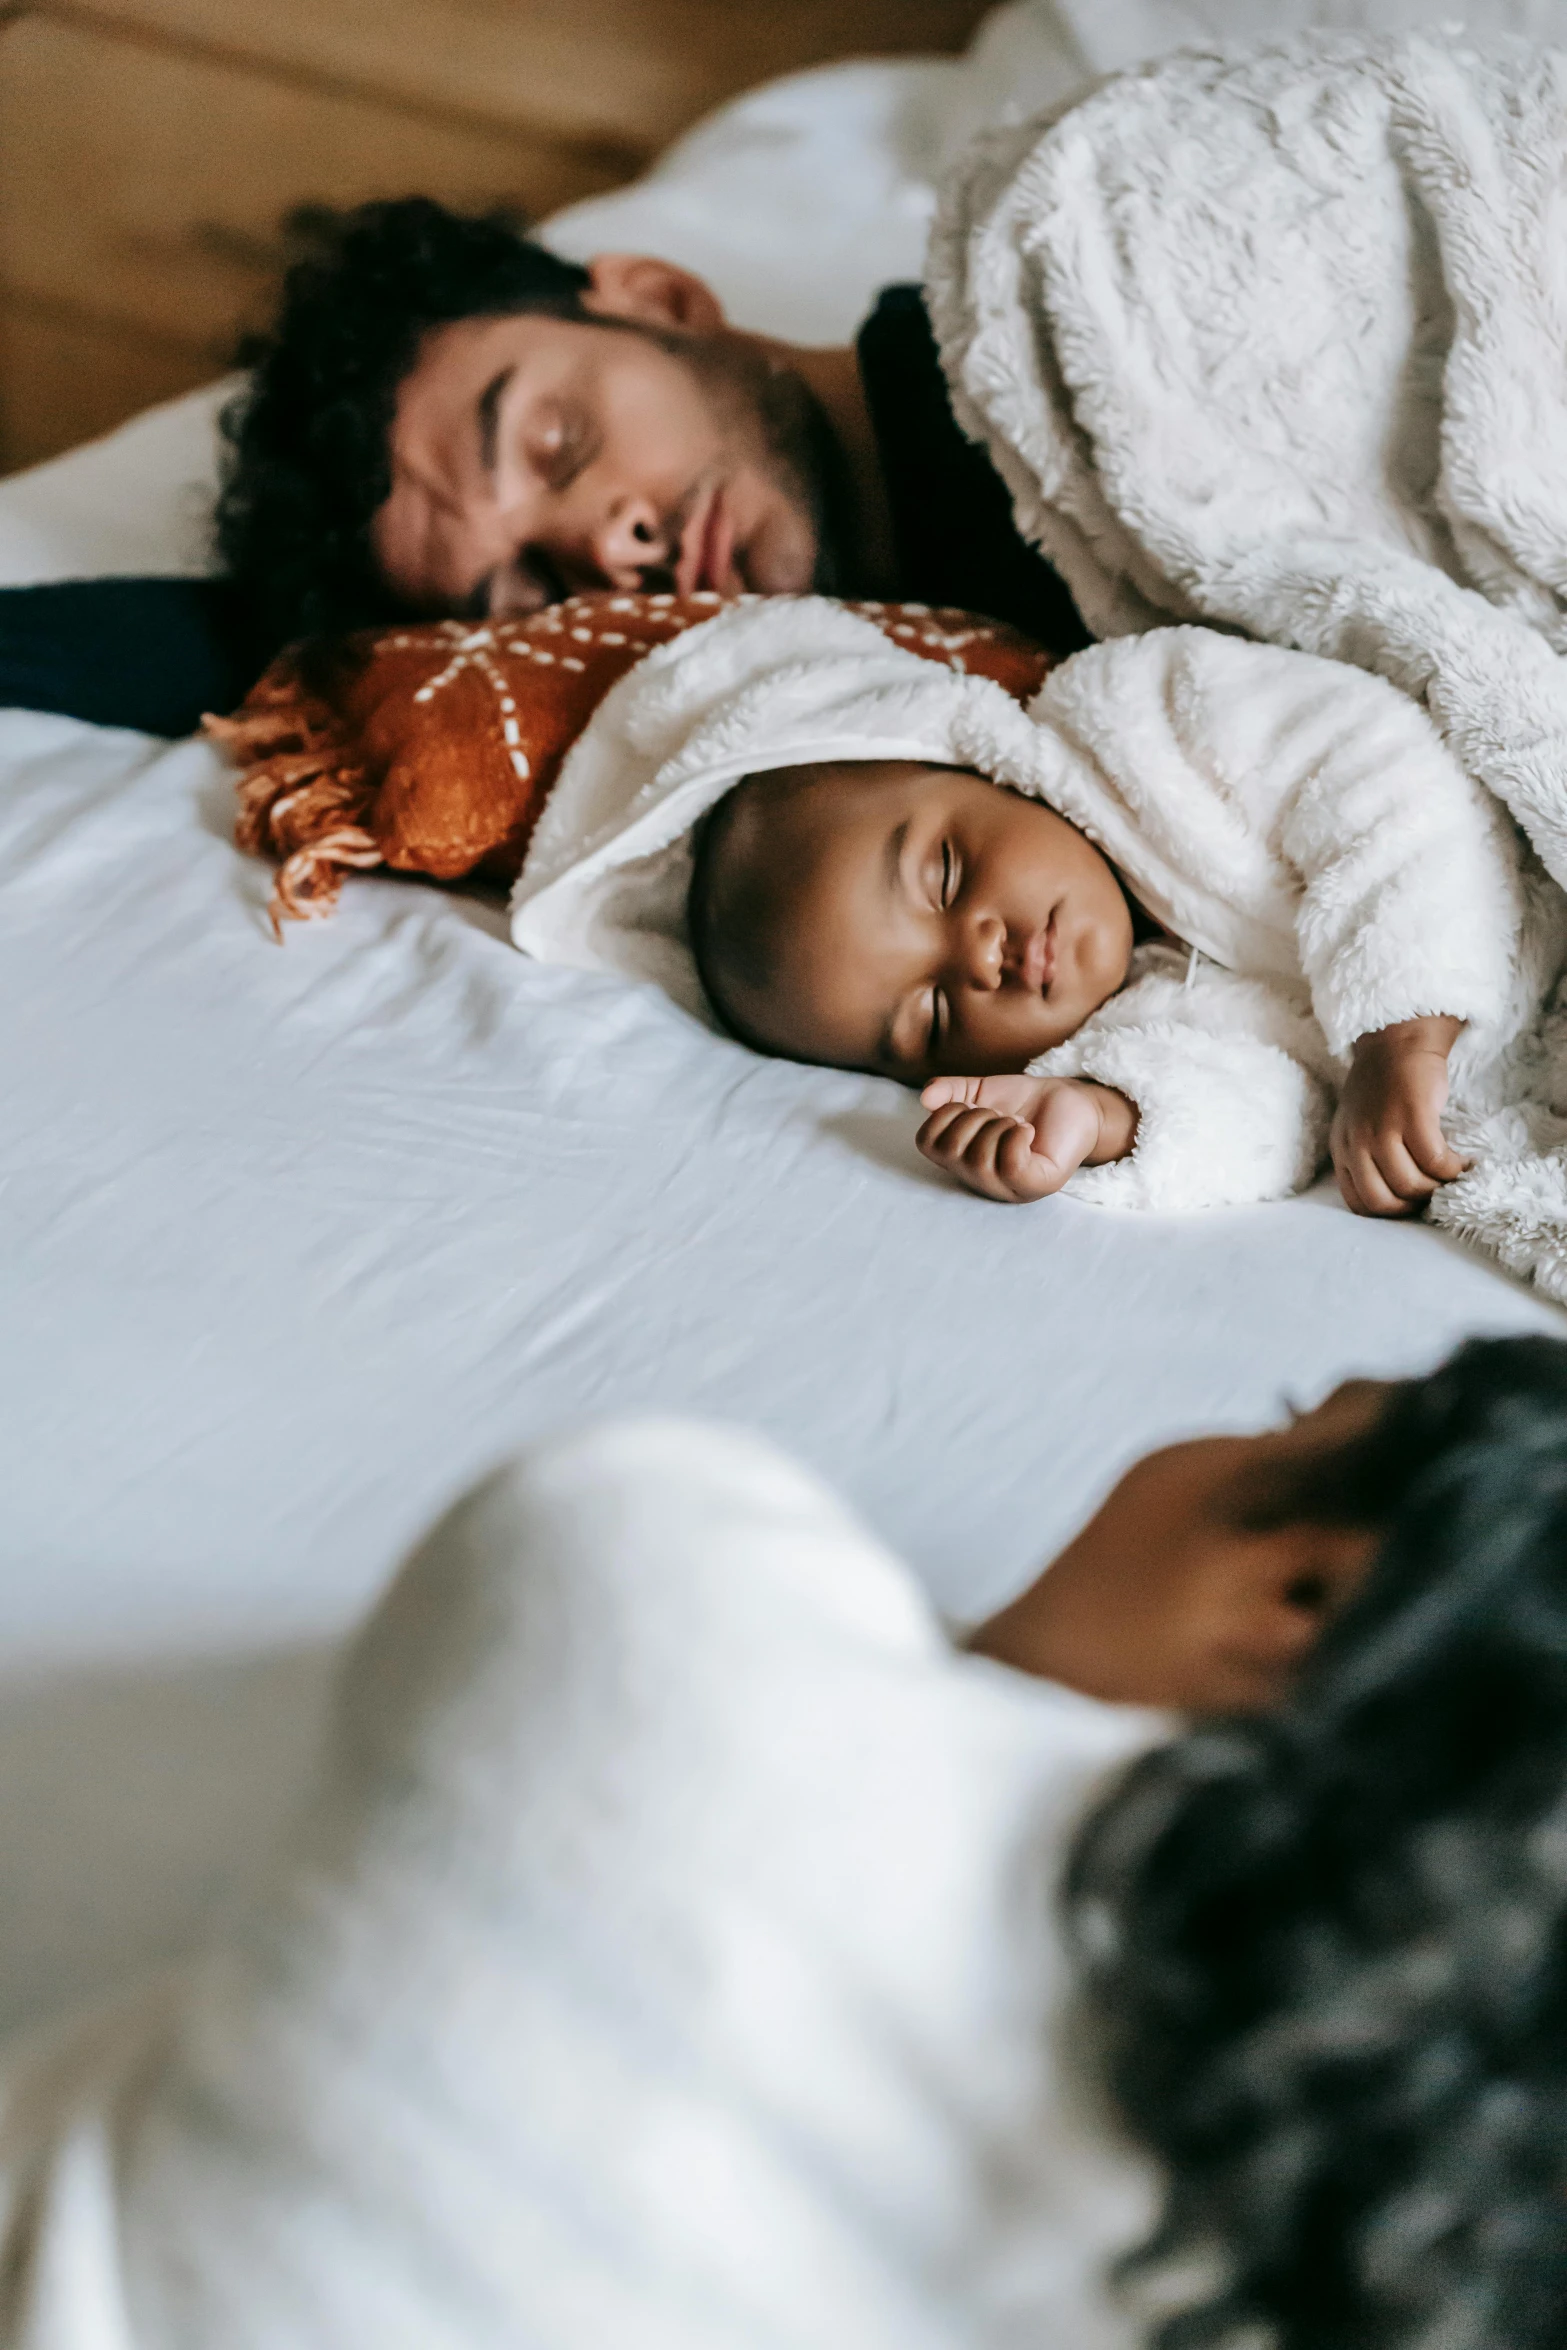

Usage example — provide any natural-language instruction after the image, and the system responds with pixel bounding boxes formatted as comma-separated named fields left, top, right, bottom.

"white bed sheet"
left=1, top=2, right=1563, bottom=2036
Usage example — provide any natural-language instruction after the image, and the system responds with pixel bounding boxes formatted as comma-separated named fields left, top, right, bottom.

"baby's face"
left=728, top=761, right=1134, bottom=1080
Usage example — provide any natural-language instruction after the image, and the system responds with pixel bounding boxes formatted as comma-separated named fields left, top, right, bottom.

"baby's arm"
left=1263, top=642, right=1530, bottom=1215
left=918, top=1074, right=1137, bottom=1203
left=1330, top=1014, right=1468, bottom=1215
left=920, top=950, right=1334, bottom=1212
left=1038, top=629, right=1533, bottom=1217
left=1269, top=657, right=1526, bottom=1216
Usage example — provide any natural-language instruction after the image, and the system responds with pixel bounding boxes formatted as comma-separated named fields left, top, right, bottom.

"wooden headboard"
left=0, top=0, right=994, bottom=473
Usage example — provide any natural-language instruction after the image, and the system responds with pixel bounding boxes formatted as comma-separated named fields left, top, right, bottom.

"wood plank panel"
left=38, top=0, right=994, bottom=148
left=0, top=298, right=213, bottom=472
left=0, top=0, right=995, bottom=472
left=0, top=15, right=635, bottom=352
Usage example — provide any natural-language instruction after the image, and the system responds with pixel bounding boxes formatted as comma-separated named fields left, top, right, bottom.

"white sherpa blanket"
left=510, top=597, right=1567, bottom=1296
left=927, top=32, right=1567, bottom=902
left=0, top=1420, right=1157, bottom=2349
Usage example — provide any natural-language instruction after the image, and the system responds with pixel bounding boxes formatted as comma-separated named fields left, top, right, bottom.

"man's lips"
left=676, top=482, right=739, bottom=595
left=1019, top=910, right=1058, bottom=994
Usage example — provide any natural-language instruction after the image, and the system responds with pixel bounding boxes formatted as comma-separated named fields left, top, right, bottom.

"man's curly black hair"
left=1069, top=1332, right=1567, bottom=2350
left=214, top=198, right=593, bottom=649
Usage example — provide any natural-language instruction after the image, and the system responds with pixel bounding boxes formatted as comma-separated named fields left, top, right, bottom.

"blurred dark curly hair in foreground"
left=1072, top=1333, right=1567, bottom=2350
left=214, top=197, right=591, bottom=649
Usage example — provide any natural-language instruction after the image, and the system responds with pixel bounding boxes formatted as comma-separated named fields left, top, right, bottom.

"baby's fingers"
left=1406, top=1107, right=1469, bottom=1185
left=917, top=1102, right=1005, bottom=1181
left=994, top=1118, right=1065, bottom=1200
left=1332, top=1130, right=1402, bottom=1217
left=1376, top=1136, right=1440, bottom=1204
left=917, top=1106, right=1034, bottom=1202
left=958, top=1113, right=1069, bottom=1203
left=921, top=1073, right=1044, bottom=1120
left=920, top=1075, right=985, bottom=1113
left=953, top=1111, right=1034, bottom=1201
left=1343, top=1141, right=1422, bottom=1218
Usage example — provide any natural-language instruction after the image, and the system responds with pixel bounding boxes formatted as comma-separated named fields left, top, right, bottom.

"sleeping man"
left=12, top=27, right=1567, bottom=918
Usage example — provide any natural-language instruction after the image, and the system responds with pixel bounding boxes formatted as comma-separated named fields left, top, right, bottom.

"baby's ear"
left=583, top=254, right=726, bottom=334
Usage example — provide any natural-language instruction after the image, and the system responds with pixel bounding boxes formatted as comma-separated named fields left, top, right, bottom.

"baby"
left=511, top=593, right=1565, bottom=1248
left=679, top=626, right=1562, bottom=1221
left=688, top=754, right=1464, bottom=1214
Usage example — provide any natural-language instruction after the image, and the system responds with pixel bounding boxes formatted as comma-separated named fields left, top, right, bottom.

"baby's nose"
left=966, top=913, right=1005, bottom=988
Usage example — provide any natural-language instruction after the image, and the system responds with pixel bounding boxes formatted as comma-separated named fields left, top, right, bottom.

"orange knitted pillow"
left=208, top=592, right=1056, bottom=937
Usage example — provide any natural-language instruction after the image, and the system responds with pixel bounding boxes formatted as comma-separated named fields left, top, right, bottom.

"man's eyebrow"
left=477, top=367, right=514, bottom=478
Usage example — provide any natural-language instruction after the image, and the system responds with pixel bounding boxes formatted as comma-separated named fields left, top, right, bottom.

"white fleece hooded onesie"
left=511, top=597, right=1567, bottom=1292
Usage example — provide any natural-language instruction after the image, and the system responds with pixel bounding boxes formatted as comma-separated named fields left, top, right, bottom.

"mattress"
left=0, top=0, right=1562, bottom=2038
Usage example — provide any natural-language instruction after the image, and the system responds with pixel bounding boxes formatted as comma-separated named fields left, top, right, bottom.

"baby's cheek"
left=1071, top=926, right=1133, bottom=1033
left=952, top=1007, right=1057, bottom=1077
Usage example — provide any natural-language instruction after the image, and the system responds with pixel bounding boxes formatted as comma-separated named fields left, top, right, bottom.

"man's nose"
left=587, top=493, right=671, bottom=588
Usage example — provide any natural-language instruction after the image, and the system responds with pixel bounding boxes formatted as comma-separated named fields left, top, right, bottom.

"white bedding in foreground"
left=0, top=0, right=1564, bottom=2041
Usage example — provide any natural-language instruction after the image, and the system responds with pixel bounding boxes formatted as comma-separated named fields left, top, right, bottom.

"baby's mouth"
left=1019, top=911, right=1057, bottom=994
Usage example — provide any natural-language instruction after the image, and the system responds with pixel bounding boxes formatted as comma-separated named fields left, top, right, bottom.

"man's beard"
left=738, top=347, right=857, bottom=595
left=651, top=328, right=858, bottom=595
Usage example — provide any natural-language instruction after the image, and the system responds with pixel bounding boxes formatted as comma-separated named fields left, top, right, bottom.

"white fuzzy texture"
left=0, top=1421, right=1158, bottom=2350
left=1033, top=946, right=1336, bottom=1210
left=926, top=33, right=1567, bottom=896
left=513, top=597, right=1567, bottom=1249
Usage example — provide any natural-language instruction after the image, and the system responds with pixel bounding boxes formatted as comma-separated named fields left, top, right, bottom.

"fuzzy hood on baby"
left=513, top=596, right=1081, bottom=1016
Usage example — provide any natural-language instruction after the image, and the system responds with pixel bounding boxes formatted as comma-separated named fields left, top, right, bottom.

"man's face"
left=371, top=307, right=838, bottom=618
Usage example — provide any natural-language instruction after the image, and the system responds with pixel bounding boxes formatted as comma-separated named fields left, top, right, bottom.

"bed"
left=1, top=0, right=1564, bottom=2043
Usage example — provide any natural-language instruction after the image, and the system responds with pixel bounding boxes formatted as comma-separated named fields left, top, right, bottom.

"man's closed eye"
left=531, top=404, right=598, bottom=493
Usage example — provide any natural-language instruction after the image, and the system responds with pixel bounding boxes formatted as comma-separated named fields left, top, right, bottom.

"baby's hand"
left=918, top=1073, right=1136, bottom=1204
left=1331, top=1015, right=1470, bottom=1217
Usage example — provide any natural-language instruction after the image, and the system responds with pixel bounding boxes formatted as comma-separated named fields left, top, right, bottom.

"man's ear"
left=1253, top=1519, right=1378, bottom=1653
left=583, top=253, right=727, bottom=334
left=1183, top=1521, right=1372, bottom=1713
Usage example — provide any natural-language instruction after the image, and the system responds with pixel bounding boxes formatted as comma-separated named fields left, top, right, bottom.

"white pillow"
left=543, top=60, right=953, bottom=345
left=0, top=379, right=236, bottom=587
left=0, top=1419, right=1159, bottom=2350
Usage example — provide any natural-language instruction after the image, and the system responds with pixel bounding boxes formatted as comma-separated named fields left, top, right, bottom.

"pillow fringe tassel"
left=205, top=686, right=383, bottom=941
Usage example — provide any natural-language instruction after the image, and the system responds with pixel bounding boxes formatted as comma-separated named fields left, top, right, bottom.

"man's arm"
left=0, top=577, right=279, bottom=735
